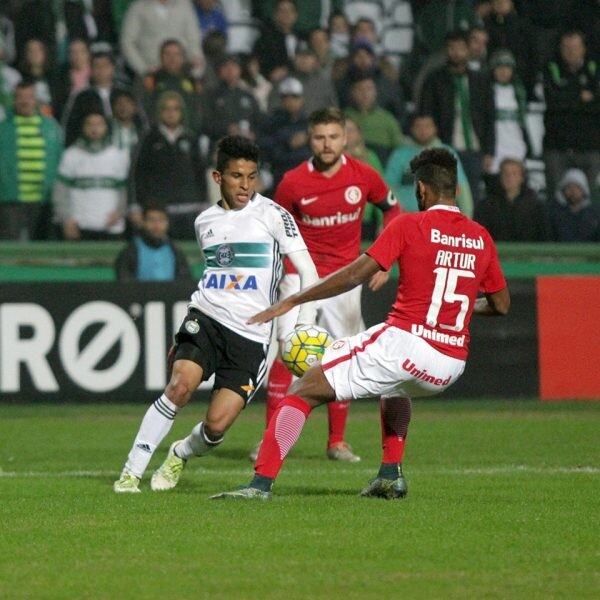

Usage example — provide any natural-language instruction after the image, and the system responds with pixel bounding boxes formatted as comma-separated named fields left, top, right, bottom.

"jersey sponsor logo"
left=215, top=244, right=235, bottom=266
left=431, top=228, right=484, bottom=249
left=274, top=204, right=299, bottom=238
left=301, top=207, right=361, bottom=227
left=344, top=186, right=362, bottom=205
left=185, top=319, right=200, bottom=334
left=203, top=273, right=258, bottom=290
left=402, top=359, right=451, bottom=386
left=331, top=340, right=346, bottom=350
left=411, top=324, right=465, bottom=347
left=203, top=228, right=214, bottom=240
left=300, top=196, right=319, bottom=205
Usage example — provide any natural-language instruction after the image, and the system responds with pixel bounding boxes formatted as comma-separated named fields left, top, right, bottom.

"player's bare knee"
left=165, top=376, right=194, bottom=407
left=203, top=417, right=229, bottom=439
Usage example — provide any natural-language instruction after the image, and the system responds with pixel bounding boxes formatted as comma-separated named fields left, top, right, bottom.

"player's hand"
left=368, top=270, right=389, bottom=291
left=248, top=298, right=294, bottom=324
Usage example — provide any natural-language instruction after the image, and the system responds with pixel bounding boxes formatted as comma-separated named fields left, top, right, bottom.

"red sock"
left=327, top=400, right=350, bottom=448
left=255, top=395, right=312, bottom=479
left=380, top=397, right=412, bottom=464
left=265, top=357, right=293, bottom=427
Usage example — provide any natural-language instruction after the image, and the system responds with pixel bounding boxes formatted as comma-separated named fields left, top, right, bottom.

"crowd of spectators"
left=0, top=0, right=598, bottom=244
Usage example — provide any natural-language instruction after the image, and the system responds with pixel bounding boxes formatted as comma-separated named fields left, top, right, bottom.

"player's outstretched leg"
left=326, top=400, right=360, bottom=462
left=249, top=357, right=292, bottom=461
left=151, top=421, right=223, bottom=491
left=211, top=394, right=313, bottom=500
left=113, top=394, right=179, bottom=493
left=360, top=397, right=411, bottom=500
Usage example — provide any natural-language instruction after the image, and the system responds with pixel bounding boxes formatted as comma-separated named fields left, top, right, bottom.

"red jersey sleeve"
left=365, top=216, right=406, bottom=271
left=480, top=233, right=507, bottom=293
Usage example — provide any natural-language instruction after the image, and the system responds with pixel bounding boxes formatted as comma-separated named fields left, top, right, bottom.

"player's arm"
left=249, top=254, right=381, bottom=324
left=473, top=287, right=510, bottom=316
left=368, top=187, right=401, bottom=292
left=286, top=249, right=319, bottom=326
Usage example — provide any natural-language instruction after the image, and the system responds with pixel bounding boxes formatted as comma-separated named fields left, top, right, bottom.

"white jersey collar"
left=427, top=204, right=461, bottom=213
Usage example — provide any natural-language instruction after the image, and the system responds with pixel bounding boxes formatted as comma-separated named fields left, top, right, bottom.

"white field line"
left=0, top=465, right=598, bottom=478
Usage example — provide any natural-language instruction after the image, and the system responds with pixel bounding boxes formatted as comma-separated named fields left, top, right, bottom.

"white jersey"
left=57, top=143, right=129, bottom=233
left=190, top=193, right=307, bottom=343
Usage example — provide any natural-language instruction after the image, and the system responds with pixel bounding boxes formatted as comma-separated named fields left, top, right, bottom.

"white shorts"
left=321, top=323, right=466, bottom=401
left=276, top=274, right=364, bottom=341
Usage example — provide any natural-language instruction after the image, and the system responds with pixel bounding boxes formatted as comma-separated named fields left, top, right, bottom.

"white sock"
left=124, top=394, right=179, bottom=478
left=176, top=421, right=223, bottom=460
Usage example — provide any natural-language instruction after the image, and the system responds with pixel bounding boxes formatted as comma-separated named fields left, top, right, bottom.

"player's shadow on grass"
left=280, top=485, right=358, bottom=497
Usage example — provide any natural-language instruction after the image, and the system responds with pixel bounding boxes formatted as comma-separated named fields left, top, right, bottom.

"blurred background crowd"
left=0, top=0, right=598, bottom=244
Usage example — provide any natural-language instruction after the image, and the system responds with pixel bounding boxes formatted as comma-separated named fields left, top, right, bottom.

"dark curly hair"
left=409, top=148, right=457, bottom=198
left=216, top=135, right=260, bottom=173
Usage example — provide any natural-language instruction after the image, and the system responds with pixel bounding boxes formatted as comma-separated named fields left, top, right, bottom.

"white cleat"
left=326, top=442, right=361, bottom=463
left=151, top=441, right=186, bottom=491
left=113, top=470, right=141, bottom=493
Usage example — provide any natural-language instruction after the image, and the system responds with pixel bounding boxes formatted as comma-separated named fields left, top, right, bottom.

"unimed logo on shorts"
left=0, top=298, right=188, bottom=395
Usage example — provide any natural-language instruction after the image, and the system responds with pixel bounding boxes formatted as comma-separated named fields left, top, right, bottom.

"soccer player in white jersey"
left=213, top=148, right=510, bottom=500
left=113, top=135, right=319, bottom=493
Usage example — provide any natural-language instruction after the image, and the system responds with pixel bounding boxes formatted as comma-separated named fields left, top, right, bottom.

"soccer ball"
left=281, top=325, right=333, bottom=377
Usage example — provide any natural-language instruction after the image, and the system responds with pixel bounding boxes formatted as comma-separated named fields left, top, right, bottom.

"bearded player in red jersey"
left=253, top=106, right=402, bottom=465
left=213, top=148, right=510, bottom=500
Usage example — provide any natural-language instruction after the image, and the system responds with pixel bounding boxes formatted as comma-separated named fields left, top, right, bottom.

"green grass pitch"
left=1, top=399, right=598, bottom=599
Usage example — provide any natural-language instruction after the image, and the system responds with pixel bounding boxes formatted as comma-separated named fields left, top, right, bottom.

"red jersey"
left=275, top=154, right=400, bottom=276
left=367, top=205, right=506, bottom=360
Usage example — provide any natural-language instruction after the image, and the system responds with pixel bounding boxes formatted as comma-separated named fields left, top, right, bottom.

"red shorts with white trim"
left=321, top=323, right=466, bottom=401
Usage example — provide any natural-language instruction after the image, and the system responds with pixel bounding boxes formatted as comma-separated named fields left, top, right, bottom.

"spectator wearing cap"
left=419, top=30, right=495, bottom=205
left=344, top=75, right=403, bottom=164
left=202, top=53, right=262, bottom=150
left=489, top=49, right=529, bottom=175
left=268, top=41, right=338, bottom=115
left=484, top=0, right=535, bottom=94
left=253, top=0, right=300, bottom=83
left=259, top=76, right=310, bottom=191
left=62, top=50, right=127, bottom=146
left=121, top=0, right=205, bottom=78
left=548, top=168, right=600, bottom=242
left=335, top=39, right=404, bottom=120
left=138, top=39, right=202, bottom=129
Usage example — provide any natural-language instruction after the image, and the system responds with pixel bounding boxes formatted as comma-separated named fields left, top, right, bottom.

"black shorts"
left=174, top=308, right=268, bottom=404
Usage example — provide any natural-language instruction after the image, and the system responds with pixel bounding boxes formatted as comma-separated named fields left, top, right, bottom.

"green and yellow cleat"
left=359, top=474, right=408, bottom=500
left=113, top=470, right=141, bottom=493
left=210, top=486, right=272, bottom=501
left=151, top=441, right=186, bottom=491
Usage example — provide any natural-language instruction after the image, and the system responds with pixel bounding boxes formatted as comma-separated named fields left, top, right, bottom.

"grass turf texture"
left=0, top=399, right=598, bottom=599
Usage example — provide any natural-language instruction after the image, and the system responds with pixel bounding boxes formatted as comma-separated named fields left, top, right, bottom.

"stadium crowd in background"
left=0, top=0, right=597, bottom=242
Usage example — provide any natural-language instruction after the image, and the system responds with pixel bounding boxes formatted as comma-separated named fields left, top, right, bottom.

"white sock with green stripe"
left=124, top=395, right=179, bottom=478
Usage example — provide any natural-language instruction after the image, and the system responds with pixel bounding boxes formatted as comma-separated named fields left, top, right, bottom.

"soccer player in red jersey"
left=255, top=106, right=402, bottom=464
left=213, top=148, right=510, bottom=500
